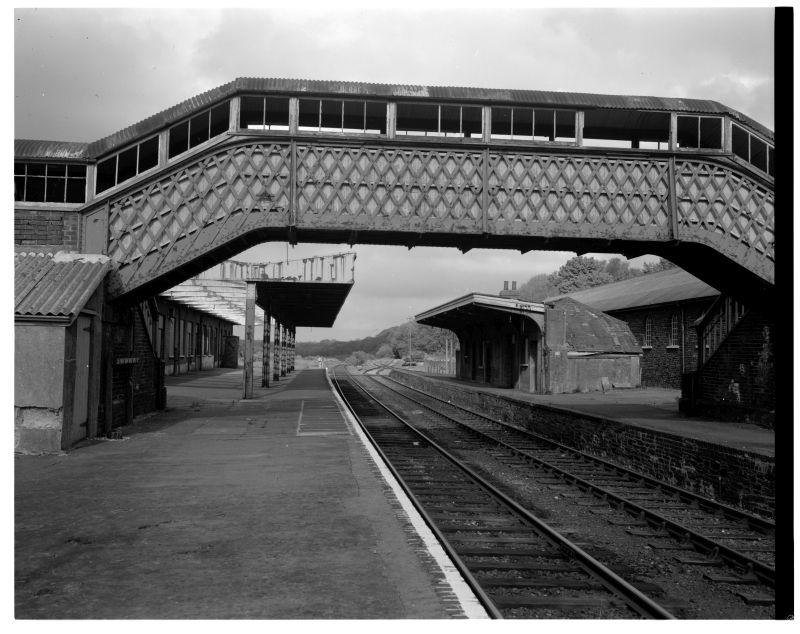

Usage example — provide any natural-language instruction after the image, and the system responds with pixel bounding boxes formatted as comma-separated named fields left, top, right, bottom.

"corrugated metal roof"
left=547, top=268, right=719, bottom=312
left=15, top=139, right=91, bottom=160
left=54, top=77, right=772, bottom=159
left=552, top=297, right=641, bottom=354
left=15, top=251, right=111, bottom=323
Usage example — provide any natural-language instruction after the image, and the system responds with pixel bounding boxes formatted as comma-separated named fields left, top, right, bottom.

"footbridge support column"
left=262, top=310, right=271, bottom=388
left=273, top=322, right=281, bottom=382
left=243, top=281, right=256, bottom=399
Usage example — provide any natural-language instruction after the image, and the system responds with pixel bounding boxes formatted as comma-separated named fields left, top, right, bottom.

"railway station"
left=14, top=77, right=783, bottom=619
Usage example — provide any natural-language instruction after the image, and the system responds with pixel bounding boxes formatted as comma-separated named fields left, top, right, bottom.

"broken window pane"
left=440, top=105, right=461, bottom=135
left=240, top=96, right=264, bottom=128
left=397, top=102, right=439, bottom=135
left=298, top=99, right=320, bottom=130
left=96, top=157, right=116, bottom=193
left=189, top=112, right=209, bottom=148
left=320, top=100, right=342, bottom=131
left=117, top=146, right=138, bottom=183
left=264, top=97, right=290, bottom=129
left=169, top=121, right=189, bottom=158
left=677, top=116, right=699, bottom=149
left=514, top=108, right=533, bottom=138
left=492, top=107, right=512, bottom=137
left=138, top=136, right=159, bottom=173
left=209, top=103, right=229, bottom=137
left=364, top=101, right=386, bottom=134
left=555, top=110, right=575, bottom=141
left=699, top=117, right=722, bottom=149
left=534, top=109, right=555, bottom=140
left=750, top=136, right=768, bottom=172
left=343, top=100, right=364, bottom=132
left=462, top=106, right=482, bottom=138
left=732, top=124, right=749, bottom=161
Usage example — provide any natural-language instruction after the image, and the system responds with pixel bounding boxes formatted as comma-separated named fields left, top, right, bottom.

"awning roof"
left=416, top=293, right=545, bottom=330
left=253, top=280, right=354, bottom=327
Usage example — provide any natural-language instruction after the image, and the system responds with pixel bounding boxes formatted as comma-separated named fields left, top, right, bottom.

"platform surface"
left=15, top=368, right=467, bottom=619
left=408, top=372, right=774, bottom=458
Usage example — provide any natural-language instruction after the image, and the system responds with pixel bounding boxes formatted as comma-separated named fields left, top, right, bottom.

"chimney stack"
left=499, top=280, right=520, bottom=298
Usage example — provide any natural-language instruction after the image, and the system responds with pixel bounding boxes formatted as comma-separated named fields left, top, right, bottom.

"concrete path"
left=15, top=369, right=470, bottom=619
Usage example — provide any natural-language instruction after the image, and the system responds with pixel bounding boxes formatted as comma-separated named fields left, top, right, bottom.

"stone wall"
left=389, top=370, right=775, bottom=517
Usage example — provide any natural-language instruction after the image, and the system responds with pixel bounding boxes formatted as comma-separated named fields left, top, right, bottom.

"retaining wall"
left=389, top=370, right=774, bottom=517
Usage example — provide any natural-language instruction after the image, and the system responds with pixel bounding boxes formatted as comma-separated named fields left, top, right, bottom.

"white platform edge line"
left=325, top=369, right=490, bottom=619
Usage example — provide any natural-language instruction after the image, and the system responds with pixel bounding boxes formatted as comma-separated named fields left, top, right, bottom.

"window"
left=582, top=110, right=670, bottom=149
left=642, top=316, right=652, bottom=347
left=492, top=107, right=575, bottom=142
left=396, top=102, right=482, bottom=138
left=15, top=162, right=87, bottom=203
left=298, top=98, right=386, bottom=134
left=669, top=313, right=680, bottom=347
left=96, top=135, right=161, bottom=194
left=168, top=101, right=230, bottom=159
left=239, top=96, right=290, bottom=131
left=676, top=115, right=723, bottom=150
left=731, top=123, right=774, bottom=177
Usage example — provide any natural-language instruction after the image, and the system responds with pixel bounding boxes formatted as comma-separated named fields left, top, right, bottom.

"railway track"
left=331, top=365, right=676, bottom=619
left=366, top=372, right=776, bottom=593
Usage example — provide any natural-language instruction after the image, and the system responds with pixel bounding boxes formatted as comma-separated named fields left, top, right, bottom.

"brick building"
left=550, top=268, right=720, bottom=390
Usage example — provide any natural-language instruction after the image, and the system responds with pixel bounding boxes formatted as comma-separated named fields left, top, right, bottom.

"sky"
left=12, top=5, right=776, bottom=342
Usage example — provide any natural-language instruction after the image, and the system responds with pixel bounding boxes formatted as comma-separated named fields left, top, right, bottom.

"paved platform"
left=15, top=368, right=482, bottom=619
left=407, top=372, right=774, bottom=458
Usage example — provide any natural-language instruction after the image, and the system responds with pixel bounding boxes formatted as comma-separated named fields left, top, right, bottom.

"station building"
left=416, top=283, right=642, bottom=395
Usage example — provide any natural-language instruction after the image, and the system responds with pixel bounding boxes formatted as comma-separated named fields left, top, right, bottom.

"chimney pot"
left=512, top=281, right=517, bottom=290
left=504, top=281, right=509, bottom=290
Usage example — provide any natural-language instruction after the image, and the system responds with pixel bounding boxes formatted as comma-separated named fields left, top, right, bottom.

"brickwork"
left=15, top=208, right=82, bottom=250
left=610, top=300, right=710, bottom=389
left=695, top=307, right=774, bottom=426
left=390, top=370, right=775, bottom=517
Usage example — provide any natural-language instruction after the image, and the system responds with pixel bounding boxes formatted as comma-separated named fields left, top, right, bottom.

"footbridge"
left=15, top=78, right=774, bottom=303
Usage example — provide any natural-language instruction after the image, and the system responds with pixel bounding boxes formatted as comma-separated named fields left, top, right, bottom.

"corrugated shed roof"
left=552, top=297, right=641, bottom=354
left=548, top=268, right=719, bottom=312
left=36, top=77, right=771, bottom=160
left=15, top=139, right=91, bottom=160
left=15, top=252, right=111, bottom=323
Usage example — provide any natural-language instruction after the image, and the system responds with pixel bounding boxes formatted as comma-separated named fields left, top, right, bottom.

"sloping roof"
left=551, top=298, right=641, bottom=354
left=17, top=78, right=772, bottom=161
left=547, top=268, right=719, bottom=313
left=15, top=252, right=111, bottom=323
left=15, top=139, right=91, bottom=160
left=416, top=292, right=545, bottom=323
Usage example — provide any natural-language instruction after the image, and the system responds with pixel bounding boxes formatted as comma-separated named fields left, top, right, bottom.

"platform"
left=403, top=372, right=774, bottom=458
left=14, top=368, right=484, bottom=619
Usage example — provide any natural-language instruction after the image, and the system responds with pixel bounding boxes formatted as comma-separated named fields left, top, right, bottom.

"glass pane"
left=15, top=175, right=25, bottom=201
left=45, top=177, right=66, bottom=203
left=67, top=164, right=87, bottom=178
left=169, top=121, right=189, bottom=158
left=189, top=112, right=210, bottom=148
left=534, top=109, right=555, bottom=140
left=209, top=102, right=229, bottom=137
left=14, top=162, right=26, bottom=176
left=699, top=117, right=722, bottom=149
left=96, top=157, right=116, bottom=193
left=66, top=178, right=86, bottom=203
left=440, top=105, right=460, bottom=134
left=117, top=147, right=138, bottom=183
left=396, top=102, right=438, bottom=134
left=731, top=124, right=749, bottom=161
left=677, top=116, right=699, bottom=149
left=768, top=146, right=774, bottom=177
left=264, top=97, right=290, bottom=128
left=750, top=136, right=768, bottom=172
left=298, top=99, right=319, bottom=130
left=364, top=101, right=386, bottom=133
left=342, top=100, right=364, bottom=132
left=462, top=106, right=482, bottom=138
left=240, top=96, right=264, bottom=129
left=26, top=176, right=45, bottom=201
left=492, top=107, right=512, bottom=136
left=320, top=99, right=342, bottom=130
left=514, top=108, right=533, bottom=138
left=138, top=137, right=159, bottom=172
left=47, top=163, right=66, bottom=177
left=27, top=163, right=46, bottom=176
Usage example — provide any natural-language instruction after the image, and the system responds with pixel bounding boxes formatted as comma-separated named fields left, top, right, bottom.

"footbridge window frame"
left=167, top=100, right=231, bottom=160
left=15, top=161, right=88, bottom=204
left=396, top=101, right=483, bottom=139
left=95, top=134, right=160, bottom=195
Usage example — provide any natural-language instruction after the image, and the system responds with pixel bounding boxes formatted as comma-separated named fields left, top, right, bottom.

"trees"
left=548, top=256, right=613, bottom=294
left=642, top=257, right=676, bottom=274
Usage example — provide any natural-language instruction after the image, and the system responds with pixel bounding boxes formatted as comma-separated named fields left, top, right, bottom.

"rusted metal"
left=15, top=139, right=90, bottom=160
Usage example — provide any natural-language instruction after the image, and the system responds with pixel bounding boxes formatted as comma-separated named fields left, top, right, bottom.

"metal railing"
left=196, top=252, right=356, bottom=284
left=698, top=295, right=748, bottom=364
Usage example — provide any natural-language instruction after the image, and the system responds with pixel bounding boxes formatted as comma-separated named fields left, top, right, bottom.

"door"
left=71, top=315, right=92, bottom=442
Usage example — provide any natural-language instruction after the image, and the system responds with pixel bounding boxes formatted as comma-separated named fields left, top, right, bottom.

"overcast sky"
left=13, top=6, right=775, bottom=342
